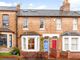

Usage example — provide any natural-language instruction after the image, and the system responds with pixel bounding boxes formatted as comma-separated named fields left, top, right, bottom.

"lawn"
left=0, top=52, right=12, bottom=56
left=0, top=52, right=19, bottom=56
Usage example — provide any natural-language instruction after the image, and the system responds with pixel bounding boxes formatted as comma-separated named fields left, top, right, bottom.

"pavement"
left=0, top=58, right=80, bottom=60
left=0, top=58, right=16, bottom=60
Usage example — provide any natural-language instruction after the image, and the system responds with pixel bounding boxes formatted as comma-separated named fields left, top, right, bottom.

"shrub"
left=10, top=47, right=20, bottom=56
left=40, top=37, right=44, bottom=52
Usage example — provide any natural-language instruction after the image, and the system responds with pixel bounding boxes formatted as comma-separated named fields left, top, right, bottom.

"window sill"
left=73, top=29, right=78, bottom=31
left=63, top=50, right=80, bottom=52
left=23, top=28, right=29, bottom=30
left=56, top=29, right=61, bottom=31
left=40, top=28, right=45, bottom=31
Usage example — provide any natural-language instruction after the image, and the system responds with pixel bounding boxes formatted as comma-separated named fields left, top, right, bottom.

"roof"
left=0, top=28, right=14, bottom=33
left=61, top=32, right=80, bottom=36
left=17, top=9, right=80, bottom=17
left=0, top=6, right=16, bottom=11
left=0, top=6, right=80, bottom=17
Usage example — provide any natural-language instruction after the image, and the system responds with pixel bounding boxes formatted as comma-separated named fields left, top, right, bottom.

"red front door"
left=52, top=40, right=56, bottom=49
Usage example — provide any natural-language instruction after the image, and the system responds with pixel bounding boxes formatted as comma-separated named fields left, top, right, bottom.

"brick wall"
left=0, top=11, right=17, bottom=33
left=17, top=16, right=80, bottom=50
left=0, top=11, right=17, bottom=47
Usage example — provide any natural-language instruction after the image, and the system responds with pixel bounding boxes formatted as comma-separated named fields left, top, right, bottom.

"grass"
left=0, top=52, right=12, bottom=56
left=0, top=52, right=19, bottom=56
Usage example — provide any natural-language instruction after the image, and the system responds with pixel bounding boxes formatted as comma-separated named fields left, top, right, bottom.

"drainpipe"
left=16, top=12, right=18, bottom=48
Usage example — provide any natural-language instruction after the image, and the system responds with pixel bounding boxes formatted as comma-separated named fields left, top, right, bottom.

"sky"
left=0, top=0, right=80, bottom=11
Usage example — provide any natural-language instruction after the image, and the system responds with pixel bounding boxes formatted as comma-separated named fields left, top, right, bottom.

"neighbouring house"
left=0, top=0, right=80, bottom=59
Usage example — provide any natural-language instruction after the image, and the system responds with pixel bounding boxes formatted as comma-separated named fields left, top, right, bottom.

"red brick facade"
left=0, top=0, right=80, bottom=59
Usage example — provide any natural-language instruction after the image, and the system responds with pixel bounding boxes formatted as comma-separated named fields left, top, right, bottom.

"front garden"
left=0, top=47, right=20, bottom=56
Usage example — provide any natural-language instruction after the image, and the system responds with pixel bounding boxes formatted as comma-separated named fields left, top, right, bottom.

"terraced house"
left=0, top=0, right=80, bottom=59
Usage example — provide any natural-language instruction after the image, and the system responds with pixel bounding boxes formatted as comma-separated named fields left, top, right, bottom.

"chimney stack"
left=16, top=4, right=20, bottom=11
left=60, top=0, right=70, bottom=11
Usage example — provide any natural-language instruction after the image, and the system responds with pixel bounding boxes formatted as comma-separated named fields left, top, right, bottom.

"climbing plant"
left=40, top=37, right=44, bottom=52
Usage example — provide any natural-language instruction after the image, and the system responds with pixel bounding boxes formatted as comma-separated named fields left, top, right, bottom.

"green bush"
left=10, top=47, right=20, bottom=56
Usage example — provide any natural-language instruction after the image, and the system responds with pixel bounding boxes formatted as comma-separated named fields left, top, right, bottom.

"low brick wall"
left=20, top=51, right=48, bottom=58
left=60, top=51, right=80, bottom=59
left=49, top=48, right=57, bottom=58
left=69, top=52, right=80, bottom=59
left=20, top=49, right=60, bottom=59
left=49, top=48, right=61, bottom=59
left=60, top=51, right=68, bottom=58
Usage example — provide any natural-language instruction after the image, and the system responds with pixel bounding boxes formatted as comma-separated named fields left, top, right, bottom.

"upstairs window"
left=3, top=15, right=9, bottom=28
left=40, top=18, right=45, bottom=30
left=56, top=18, right=61, bottom=30
left=23, top=18, right=28, bottom=28
left=73, top=18, right=78, bottom=30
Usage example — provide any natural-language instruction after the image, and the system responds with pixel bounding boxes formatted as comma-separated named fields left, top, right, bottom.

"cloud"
left=27, top=3, right=47, bottom=9
left=28, top=3, right=34, bottom=9
left=69, top=0, right=80, bottom=11
left=0, top=2, right=17, bottom=6
left=36, top=5, right=47, bottom=9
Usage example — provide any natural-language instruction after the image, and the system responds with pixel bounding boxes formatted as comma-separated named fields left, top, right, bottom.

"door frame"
left=42, top=34, right=59, bottom=59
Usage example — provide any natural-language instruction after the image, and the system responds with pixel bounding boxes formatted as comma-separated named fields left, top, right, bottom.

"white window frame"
left=23, top=18, right=29, bottom=30
left=73, top=18, right=78, bottom=31
left=0, top=33, right=13, bottom=48
left=56, top=18, right=61, bottom=30
left=21, top=36, right=40, bottom=52
left=71, top=38, right=78, bottom=50
left=62, top=36, right=80, bottom=52
left=64, top=38, right=69, bottom=50
left=3, top=15, right=9, bottom=28
left=40, top=18, right=45, bottom=30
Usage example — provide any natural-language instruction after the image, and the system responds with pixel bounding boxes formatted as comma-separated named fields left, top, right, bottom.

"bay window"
left=71, top=38, right=78, bottom=50
left=22, top=36, right=40, bottom=52
left=64, top=38, right=69, bottom=50
left=63, top=36, right=80, bottom=52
